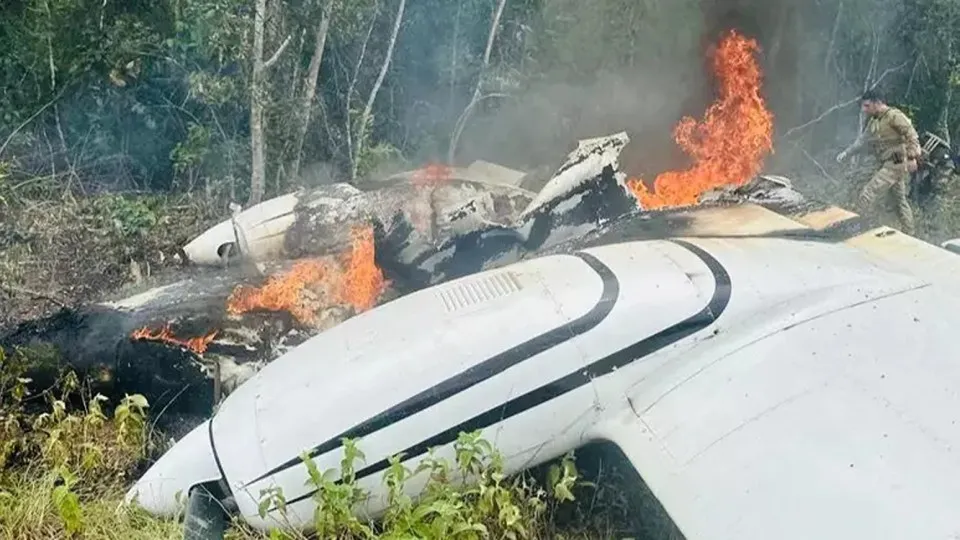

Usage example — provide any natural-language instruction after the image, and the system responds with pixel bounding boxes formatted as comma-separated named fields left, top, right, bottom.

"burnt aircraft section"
left=0, top=132, right=846, bottom=430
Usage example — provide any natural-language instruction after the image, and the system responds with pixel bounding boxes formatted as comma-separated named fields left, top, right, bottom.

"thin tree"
left=447, top=0, right=508, bottom=165
left=290, top=0, right=334, bottom=181
left=249, top=0, right=292, bottom=205
left=349, top=0, right=406, bottom=182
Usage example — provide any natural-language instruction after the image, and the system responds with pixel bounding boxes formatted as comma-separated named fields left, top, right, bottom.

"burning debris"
left=410, top=163, right=454, bottom=186
left=226, top=260, right=332, bottom=324
left=0, top=128, right=830, bottom=433
left=226, top=226, right=386, bottom=325
left=627, top=30, right=775, bottom=209
left=0, top=161, right=547, bottom=428
left=127, top=225, right=385, bottom=367
left=130, top=324, right=219, bottom=356
left=0, top=229, right=393, bottom=433
left=1, top=30, right=854, bottom=432
left=183, top=172, right=535, bottom=268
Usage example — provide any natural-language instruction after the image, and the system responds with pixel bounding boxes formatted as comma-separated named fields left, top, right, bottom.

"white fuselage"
left=129, top=202, right=960, bottom=539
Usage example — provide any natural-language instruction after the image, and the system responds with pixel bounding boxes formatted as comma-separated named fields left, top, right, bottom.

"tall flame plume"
left=627, top=30, right=774, bottom=209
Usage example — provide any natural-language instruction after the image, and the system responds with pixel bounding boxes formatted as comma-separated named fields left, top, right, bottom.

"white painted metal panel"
left=207, top=250, right=610, bottom=527
left=128, top=419, right=222, bottom=517
left=133, top=213, right=960, bottom=538
left=209, top=239, right=721, bottom=529
left=592, top=237, right=960, bottom=540
left=182, top=192, right=301, bottom=265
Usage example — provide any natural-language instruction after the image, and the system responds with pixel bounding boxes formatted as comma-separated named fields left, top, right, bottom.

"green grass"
left=0, top=347, right=622, bottom=539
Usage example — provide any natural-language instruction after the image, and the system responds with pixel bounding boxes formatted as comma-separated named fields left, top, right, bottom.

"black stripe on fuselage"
left=239, top=251, right=619, bottom=488
left=206, top=418, right=231, bottom=501
left=279, top=238, right=732, bottom=508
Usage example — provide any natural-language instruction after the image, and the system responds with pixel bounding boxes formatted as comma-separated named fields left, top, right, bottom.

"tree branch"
left=345, top=1, right=379, bottom=164
left=447, top=0, right=508, bottom=165
left=781, top=60, right=909, bottom=139
left=0, top=284, right=69, bottom=308
left=263, top=34, right=293, bottom=69
left=291, top=1, right=333, bottom=180
left=0, top=89, right=66, bottom=160
left=823, top=1, right=842, bottom=75
left=789, top=141, right=840, bottom=188
left=350, top=0, right=406, bottom=181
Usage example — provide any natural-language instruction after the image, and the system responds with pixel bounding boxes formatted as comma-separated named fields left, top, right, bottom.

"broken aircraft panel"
left=130, top=189, right=960, bottom=539
left=0, top=149, right=601, bottom=429
left=0, top=255, right=393, bottom=436
left=0, top=132, right=868, bottom=433
left=183, top=168, right=535, bottom=267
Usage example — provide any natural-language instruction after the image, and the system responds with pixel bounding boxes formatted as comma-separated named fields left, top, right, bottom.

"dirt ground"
left=0, top=194, right=225, bottom=326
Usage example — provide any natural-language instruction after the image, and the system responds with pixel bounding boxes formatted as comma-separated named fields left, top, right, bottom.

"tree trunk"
left=291, top=1, right=333, bottom=181
left=249, top=0, right=268, bottom=205
left=938, top=80, right=953, bottom=146
left=344, top=4, right=379, bottom=169
left=447, top=0, right=508, bottom=166
left=937, top=41, right=954, bottom=146
left=350, top=0, right=407, bottom=182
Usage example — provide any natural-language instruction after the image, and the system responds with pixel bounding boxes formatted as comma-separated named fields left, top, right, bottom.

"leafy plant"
left=89, top=195, right=159, bottom=238
left=252, top=429, right=585, bottom=539
left=51, top=467, right=84, bottom=536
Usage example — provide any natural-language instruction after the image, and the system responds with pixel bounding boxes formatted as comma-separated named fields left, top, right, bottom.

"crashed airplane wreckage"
left=124, top=132, right=960, bottom=539
left=4, top=127, right=960, bottom=537
left=0, top=132, right=802, bottom=425
left=0, top=162, right=536, bottom=424
left=0, top=132, right=894, bottom=427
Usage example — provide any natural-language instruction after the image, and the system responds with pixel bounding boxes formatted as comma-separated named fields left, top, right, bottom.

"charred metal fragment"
left=0, top=260, right=368, bottom=428
left=3, top=131, right=873, bottom=434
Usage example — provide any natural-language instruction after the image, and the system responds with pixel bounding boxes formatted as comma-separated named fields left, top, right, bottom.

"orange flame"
left=339, top=226, right=387, bottom=312
left=411, top=163, right=453, bottom=186
left=225, top=225, right=387, bottom=324
left=626, top=30, right=774, bottom=209
left=225, top=258, right=329, bottom=324
left=130, top=324, right=219, bottom=356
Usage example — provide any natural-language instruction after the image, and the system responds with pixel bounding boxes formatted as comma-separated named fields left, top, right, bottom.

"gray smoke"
left=454, top=0, right=708, bottom=177
left=449, top=0, right=908, bottom=186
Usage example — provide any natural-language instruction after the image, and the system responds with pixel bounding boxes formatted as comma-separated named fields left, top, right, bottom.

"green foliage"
left=0, top=346, right=155, bottom=537
left=172, top=122, right=214, bottom=187
left=88, top=195, right=160, bottom=238
left=253, top=429, right=582, bottom=539
left=357, top=141, right=407, bottom=179
left=0, top=345, right=610, bottom=539
left=1, top=0, right=960, bottom=206
left=51, top=467, right=84, bottom=536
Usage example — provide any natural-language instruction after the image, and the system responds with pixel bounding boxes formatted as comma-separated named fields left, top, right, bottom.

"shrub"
left=0, top=346, right=611, bottom=539
left=251, top=432, right=581, bottom=539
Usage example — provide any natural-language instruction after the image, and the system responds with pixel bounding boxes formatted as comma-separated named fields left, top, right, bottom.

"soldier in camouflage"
left=837, top=89, right=922, bottom=234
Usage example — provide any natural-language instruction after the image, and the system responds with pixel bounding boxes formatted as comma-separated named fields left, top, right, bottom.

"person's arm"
left=891, top=110, right=922, bottom=159
left=837, top=129, right=867, bottom=162
left=846, top=130, right=868, bottom=155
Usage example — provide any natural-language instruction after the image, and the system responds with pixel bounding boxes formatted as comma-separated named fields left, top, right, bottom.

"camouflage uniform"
left=843, top=106, right=922, bottom=234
